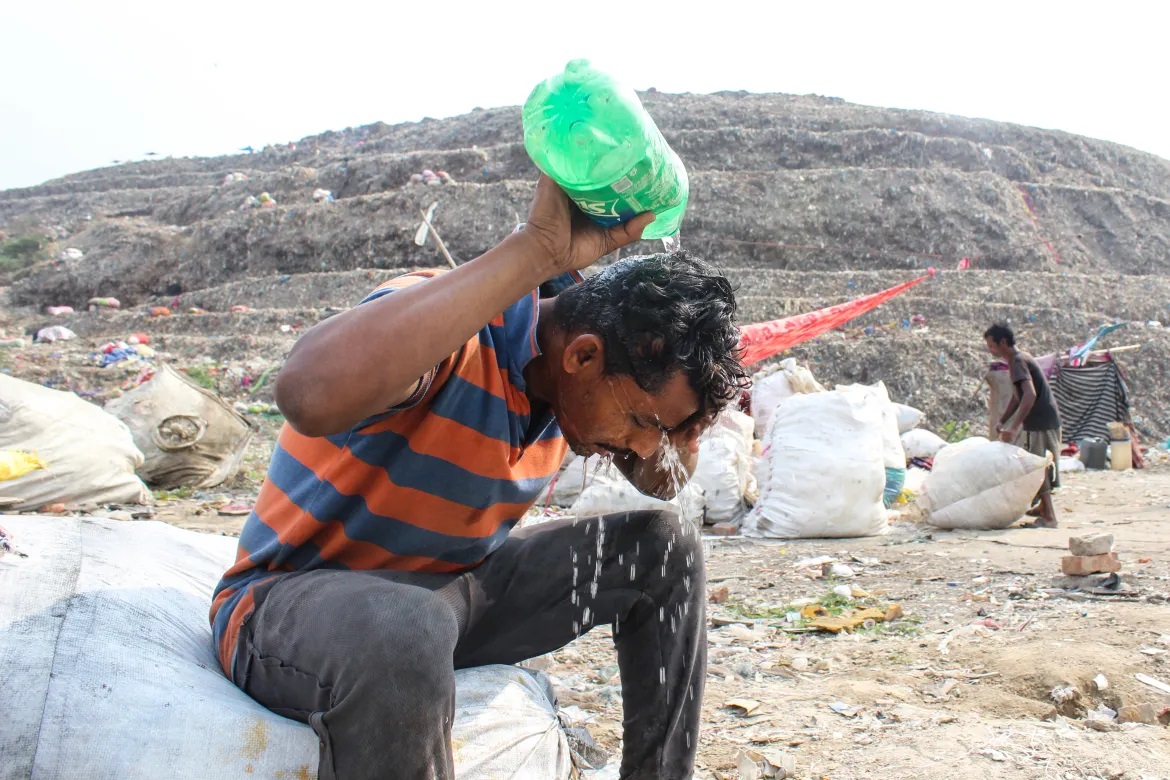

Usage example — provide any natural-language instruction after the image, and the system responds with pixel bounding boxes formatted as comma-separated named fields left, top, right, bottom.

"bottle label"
left=560, top=154, right=683, bottom=227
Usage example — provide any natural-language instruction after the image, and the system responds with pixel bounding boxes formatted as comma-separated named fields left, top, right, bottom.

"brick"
left=1069, top=532, right=1114, bottom=557
left=1061, top=552, right=1121, bottom=576
left=1116, top=703, right=1158, bottom=724
left=709, top=522, right=740, bottom=536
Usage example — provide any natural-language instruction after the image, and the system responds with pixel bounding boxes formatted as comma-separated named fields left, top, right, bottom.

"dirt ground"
left=127, top=460, right=1170, bottom=780
left=3, top=295, right=1169, bottom=779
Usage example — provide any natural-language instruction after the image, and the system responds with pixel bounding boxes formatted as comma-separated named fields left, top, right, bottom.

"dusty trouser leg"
left=455, top=509, right=706, bottom=780
left=232, top=569, right=467, bottom=780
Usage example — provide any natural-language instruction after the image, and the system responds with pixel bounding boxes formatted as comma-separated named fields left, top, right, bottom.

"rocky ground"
left=37, top=438, right=1170, bottom=780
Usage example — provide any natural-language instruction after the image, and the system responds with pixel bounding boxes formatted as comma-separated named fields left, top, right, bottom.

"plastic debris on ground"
left=34, top=326, right=76, bottom=343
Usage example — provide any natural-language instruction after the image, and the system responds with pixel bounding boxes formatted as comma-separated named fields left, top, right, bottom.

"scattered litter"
left=45, top=305, right=74, bottom=316
left=0, top=450, right=47, bottom=481
left=828, top=701, right=862, bottom=718
left=725, top=698, right=763, bottom=716
left=87, top=296, right=121, bottom=310
left=35, top=326, right=76, bottom=343
left=736, top=748, right=795, bottom=780
left=1135, top=673, right=1170, bottom=696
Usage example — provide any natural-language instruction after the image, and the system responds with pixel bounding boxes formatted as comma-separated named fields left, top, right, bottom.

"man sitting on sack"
left=210, top=175, right=749, bottom=780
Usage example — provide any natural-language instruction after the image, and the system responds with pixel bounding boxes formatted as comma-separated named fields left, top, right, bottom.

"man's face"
left=552, top=335, right=701, bottom=460
left=985, top=336, right=1004, bottom=358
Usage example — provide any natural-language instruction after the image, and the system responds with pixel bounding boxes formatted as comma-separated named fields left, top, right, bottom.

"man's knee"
left=627, top=509, right=704, bottom=577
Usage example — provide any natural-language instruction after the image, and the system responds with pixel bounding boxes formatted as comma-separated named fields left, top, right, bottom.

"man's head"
left=547, top=251, right=749, bottom=459
left=983, top=323, right=1016, bottom=358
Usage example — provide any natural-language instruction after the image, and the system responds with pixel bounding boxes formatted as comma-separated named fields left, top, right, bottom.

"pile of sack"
left=0, top=370, right=255, bottom=511
left=742, top=381, right=902, bottom=539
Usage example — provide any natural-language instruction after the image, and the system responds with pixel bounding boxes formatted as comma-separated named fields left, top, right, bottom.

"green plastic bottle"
left=522, top=59, right=688, bottom=242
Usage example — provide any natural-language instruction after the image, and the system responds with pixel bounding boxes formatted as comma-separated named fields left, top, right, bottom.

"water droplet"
left=659, top=666, right=666, bottom=684
left=659, top=607, right=665, bottom=622
left=590, top=581, right=598, bottom=598
left=583, top=607, right=591, bottom=624
left=630, top=564, right=636, bottom=581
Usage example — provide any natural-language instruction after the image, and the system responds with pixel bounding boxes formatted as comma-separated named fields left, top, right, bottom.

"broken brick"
left=1061, top=552, right=1121, bottom=576
left=709, top=522, right=739, bottom=536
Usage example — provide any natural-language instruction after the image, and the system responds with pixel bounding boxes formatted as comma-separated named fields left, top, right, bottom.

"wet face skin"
left=551, top=334, right=701, bottom=460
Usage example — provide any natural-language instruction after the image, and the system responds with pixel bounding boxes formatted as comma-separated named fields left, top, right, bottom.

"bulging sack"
left=920, top=437, right=1048, bottom=530
left=105, top=364, right=254, bottom=489
left=0, top=515, right=574, bottom=780
left=743, top=389, right=887, bottom=538
left=893, top=403, right=924, bottom=434
left=0, top=375, right=148, bottom=510
left=571, top=475, right=706, bottom=527
left=901, top=428, right=948, bottom=460
left=750, top=358, right=824, bottom=438
left=691, top=410, right=755, bottom=523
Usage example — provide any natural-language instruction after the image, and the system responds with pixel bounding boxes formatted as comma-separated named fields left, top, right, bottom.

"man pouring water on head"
left=209, top=163, right=748, bottom=780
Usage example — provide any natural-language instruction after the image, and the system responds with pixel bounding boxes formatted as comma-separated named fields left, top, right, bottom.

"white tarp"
left=0, top=516, right=572, bottom=780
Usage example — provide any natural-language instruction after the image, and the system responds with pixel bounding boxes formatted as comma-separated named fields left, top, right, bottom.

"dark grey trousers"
left=230, top=509, right=706, bottom=780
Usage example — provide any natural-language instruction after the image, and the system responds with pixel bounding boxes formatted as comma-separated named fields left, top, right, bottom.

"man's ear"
left=562, top=334, right=605, bottom=377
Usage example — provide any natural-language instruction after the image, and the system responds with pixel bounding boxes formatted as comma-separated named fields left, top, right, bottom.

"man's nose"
left=629, top=428, right=662, bottom=460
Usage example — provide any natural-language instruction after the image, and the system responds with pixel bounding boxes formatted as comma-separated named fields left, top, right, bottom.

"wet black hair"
left=983, top=323, right=1016, bottom=347
left=553, top=250, right=750, bottom=417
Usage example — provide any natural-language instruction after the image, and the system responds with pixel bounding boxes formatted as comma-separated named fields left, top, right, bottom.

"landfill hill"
left=2, top=90, right=1170, bottom=440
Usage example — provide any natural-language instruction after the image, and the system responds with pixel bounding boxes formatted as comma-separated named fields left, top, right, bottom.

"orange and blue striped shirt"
left=210, top=269, right=576, bottom=676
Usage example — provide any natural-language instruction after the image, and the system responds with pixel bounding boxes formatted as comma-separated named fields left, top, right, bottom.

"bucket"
left=1109, top=438, right=1132, bottom=470
left=1079, top=439, right=1108, bottom=470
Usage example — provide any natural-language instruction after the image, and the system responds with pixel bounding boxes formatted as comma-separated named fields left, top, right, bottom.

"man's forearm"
left=999, top=398, right=1020, bottom=427
left=614, top=448, right=699, bottom=500
left=276, top=234, right=555, bottom=436
left=1007, top=395, right=1036, bottom=431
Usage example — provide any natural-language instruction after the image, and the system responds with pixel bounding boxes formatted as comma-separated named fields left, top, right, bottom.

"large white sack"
left=0, top=375, right=149, bottom=510
left=839, top=383, right=906, bottom=470
left=550, top=454, right=620, bottom=506
left=893, top=403, right=925, bottom=434
left=751, top=358, right=824, bottom=438
left=571, top=475, right=706, bottom=527
left=0, top=516, right=573, bottom=780
left=692, top=410, right=755, bottom=522
left=920, top=438, right=1049, bottom=530
left=901, top=428, right=948, bottom=460
left=743, top=389, right=888, bottom=538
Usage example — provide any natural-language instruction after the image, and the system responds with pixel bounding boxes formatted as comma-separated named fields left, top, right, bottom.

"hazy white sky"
left=2, top=1, right=1167, bottom=191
